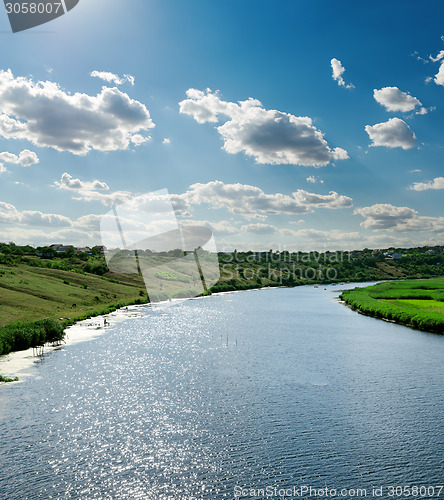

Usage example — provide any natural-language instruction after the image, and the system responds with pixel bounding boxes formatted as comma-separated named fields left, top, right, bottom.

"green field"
left=340, top=278, right=444, bottom=334
left=0, top=264, right=147, bottom=327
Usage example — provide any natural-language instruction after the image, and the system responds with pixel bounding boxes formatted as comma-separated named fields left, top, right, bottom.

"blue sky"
left=0, top=0, right=443, bottom=251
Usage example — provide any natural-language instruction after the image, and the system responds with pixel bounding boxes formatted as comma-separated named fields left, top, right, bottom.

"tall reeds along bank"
left=0, top=319, right=65, bottom=356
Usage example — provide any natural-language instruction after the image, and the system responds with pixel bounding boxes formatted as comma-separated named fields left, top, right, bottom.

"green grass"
left=0, top=318, right=65, bottom=356
left=0, top=264, right=146, bottom=327
left=340, top=278, right=444, bottom=334
left=0, top=375, right=19, bottom=383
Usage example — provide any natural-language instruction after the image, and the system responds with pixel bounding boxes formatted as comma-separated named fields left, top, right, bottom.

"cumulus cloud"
left=207, top=220, right=238, bottom=234
left=409, top=176, right=444, bottom=191
left=162, top=138, right=171, bottom=144
left=0, top=200, right=71, bottom=227
left=283, top=228, right=364, bottom=242
left=0, top=201, right=20, bottom=223
left=55, top=172, right=110, bottom=192
left=306, top=175, right=323, bottom=184
left=0, top=149, right=39, bottom=167
left=330, top=58, right=354, bottom=89
left=365, top=118, right=417, bottom=150
left=175, top=180, right=352, bottom=216
left=430, top=50, right=444, bottom=63
left=21, top=211, right=71, bottom=227
left=54, top=172, right=130, bottom=206
left=131, top=134, right=151, bottom=146
left=293, top=189, right=353, bottom=209
left=428, top=50, right=444, bottom=86
left=90, top=71, right=135, bottom=86
left=241, top=223, right=278, bottom=234
left=179, top=88, right=348, bottom=166
left=0, top=69, right=154, bottom=155
left=355, top=203, right=444, bottom=232
left=373, top=86, right=425, bottom=113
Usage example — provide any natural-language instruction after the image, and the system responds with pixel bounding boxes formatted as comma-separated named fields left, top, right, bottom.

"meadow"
left=340, top=278, right=444, bottom=334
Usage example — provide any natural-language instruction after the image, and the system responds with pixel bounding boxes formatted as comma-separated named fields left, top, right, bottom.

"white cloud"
left=0, top=200, right=71, bottom=227
left=208, top=220, right=238, bottom=234
left=90, top=71, right=135, bottom=86
left=434, top=61, right=444, bottom=86
left=0, top=201, right=20, bottom=223
left=306, top=175, right=324, bottom=184
left=373, top=86, right=424, bottom=113
left=176, top=180, right=352, bottom=216
left=409, top=176, right=444, bottom=191
left=55, top=172, right=110, bottom=192
left=57, top=174, right=353, bottom=221
left=241, top=223, right=278, bottom=234
left=0, top=69, right=154, bottom=155
left=427, top=50, right=444, bottom=86
left=429, top=50, right=444, bottom=63
left=20, top=211, right=71, bottom=227
left=410, top=169, right=422, bottom=173
left=293, top=189, right=352, bottom=209
left=365, top=118, right=416, bottom=150
left=283, top=228, right=364, bottom=242
left=0, top=164, right=6, bottom=173
left=330, top=58, right=354, bottom=89
left=54, top=172, right=130, bottom=206
left=162, top=138, right=171, bottom=144
left=131, top=134, right=151, bottom=146
left=179, top=88, right=348, bottom=166
left=355, top=203, right=444, bottom=232
left=0, top=149, right=39, bottom=167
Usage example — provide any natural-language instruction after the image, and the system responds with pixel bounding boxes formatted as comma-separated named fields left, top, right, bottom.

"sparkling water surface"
left=0, top=284, right=443, bottom=499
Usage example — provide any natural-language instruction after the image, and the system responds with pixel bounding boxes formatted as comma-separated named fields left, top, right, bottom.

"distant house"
left=49, top=244, right=63, bottom=251
left=93, top=245, right=106, bottom=253
left=384, top=251, right=393, bottom=260
left=393, top=254, right=403, bottom=260
left=36, top=250, right=54, bottom=258
left=76, top=247, right=91, bottom=255
left=56, top=245, right=75, bottom=254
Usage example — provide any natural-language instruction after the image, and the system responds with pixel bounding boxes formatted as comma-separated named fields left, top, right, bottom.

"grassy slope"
left=0, top=264, right=147, bottom=327
left=340, top=278, right=444, bottom=334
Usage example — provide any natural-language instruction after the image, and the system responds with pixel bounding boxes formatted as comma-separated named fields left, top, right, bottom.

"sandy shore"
left=0, top=303, right=149, bottom=382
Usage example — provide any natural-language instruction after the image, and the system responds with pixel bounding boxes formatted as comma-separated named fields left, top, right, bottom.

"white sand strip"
left=0, top=304, right=148, bottom=382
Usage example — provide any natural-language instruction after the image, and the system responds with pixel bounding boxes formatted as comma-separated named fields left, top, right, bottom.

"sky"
left=0, top=0, right=443, bottom=252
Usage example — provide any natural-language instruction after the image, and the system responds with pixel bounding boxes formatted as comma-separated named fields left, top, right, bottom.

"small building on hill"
left=56, top=245, right=75, bottom=254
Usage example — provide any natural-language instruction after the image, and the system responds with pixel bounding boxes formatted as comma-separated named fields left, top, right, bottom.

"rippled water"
left=0, top=284, right=443, bottom=499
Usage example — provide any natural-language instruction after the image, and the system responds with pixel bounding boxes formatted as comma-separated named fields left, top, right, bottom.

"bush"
left=0, top=319, right=65, bottom=356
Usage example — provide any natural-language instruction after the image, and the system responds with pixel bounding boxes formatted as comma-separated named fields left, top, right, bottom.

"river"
left=0, top=283, right=443, bottom=499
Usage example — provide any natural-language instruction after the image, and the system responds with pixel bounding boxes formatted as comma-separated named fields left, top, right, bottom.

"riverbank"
left=0, top=282, right=334, bottom=381
left=340, top=278, right=444, bottom=334
left=0, top=303, right=149, bottom=382
left=2, top=276, right=442, bottom=382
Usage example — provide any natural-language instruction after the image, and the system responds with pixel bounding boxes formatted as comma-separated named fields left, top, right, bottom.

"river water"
left=0, top=284, right=443, bottom=499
